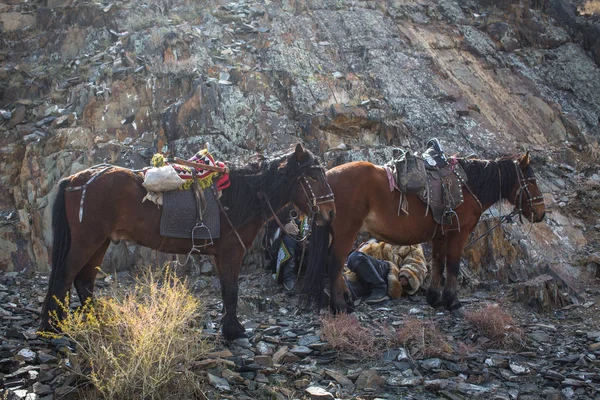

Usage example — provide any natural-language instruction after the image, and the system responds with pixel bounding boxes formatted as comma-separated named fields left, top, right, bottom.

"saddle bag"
left=395, top=150, right=427, bottom=194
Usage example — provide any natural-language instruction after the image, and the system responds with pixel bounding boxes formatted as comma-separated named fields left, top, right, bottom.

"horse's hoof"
left=232, top=337, right=251, bottom=348
left=450, top=306, right=466, bottom=317
left=446, top=300, right=464, bottom=313
left=426, top=290, right=443, bottom=308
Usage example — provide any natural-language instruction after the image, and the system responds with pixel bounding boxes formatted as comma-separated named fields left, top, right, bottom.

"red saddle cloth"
left=168, top=150, right=231, bottom=191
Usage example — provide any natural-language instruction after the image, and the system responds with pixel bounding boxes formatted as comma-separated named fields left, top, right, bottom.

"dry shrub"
left=47, top=267, right=209, bottom=400
left=465, top=304, right=524, bottom=349
left=320, top=313, right=382, bottom=359
left=394, top=317, right=452, bottom=359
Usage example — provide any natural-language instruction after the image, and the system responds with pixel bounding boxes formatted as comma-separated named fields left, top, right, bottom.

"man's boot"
left=281, top=258, right=297, bottom=295
left=360, top=260, right=389, bottom=304
left=365, top=280, right=389, bottom=304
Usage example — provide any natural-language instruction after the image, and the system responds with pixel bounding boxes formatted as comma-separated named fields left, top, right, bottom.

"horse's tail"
left=300, top=219, right=332, bottom=309
left=40, top=179, right=71, bottom=330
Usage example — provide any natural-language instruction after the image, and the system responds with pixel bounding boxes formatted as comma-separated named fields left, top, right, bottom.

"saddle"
left=146, top=147, right=231, bottom=240
left=386, top=139, right=468, bottom=227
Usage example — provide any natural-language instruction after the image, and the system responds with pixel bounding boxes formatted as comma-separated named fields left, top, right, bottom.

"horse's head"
left=288, top=144, right=336, bottom=225
left=510, top=152, right=546, bottom=223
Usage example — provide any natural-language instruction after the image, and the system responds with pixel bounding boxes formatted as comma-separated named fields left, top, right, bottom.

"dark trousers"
left=346, top=252, right=390, bottom=297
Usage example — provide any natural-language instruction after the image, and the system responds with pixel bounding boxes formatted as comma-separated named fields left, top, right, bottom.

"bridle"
left=260, top=160, right=335, bottom=242
left=465, top=158, right=544, bottom=249
left=513, top=161, right=544, bottom=223
left=297, top=165, right=335, bottom=214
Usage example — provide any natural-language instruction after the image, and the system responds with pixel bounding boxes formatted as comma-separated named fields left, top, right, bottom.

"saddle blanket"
left=151, top=149, right=231, bottom=191
left=160, top=186, right=220, bottom=239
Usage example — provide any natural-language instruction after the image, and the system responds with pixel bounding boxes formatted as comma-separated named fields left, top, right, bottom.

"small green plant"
left=46, top=267, right=209, bottom=400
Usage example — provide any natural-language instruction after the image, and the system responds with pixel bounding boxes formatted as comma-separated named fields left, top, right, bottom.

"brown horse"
left=40, top=144, right=336, bottom=340
left=302, top=152, right=546, bottom=313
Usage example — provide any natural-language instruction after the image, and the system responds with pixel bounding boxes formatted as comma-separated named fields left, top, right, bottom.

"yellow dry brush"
left=40, top=267, right=210, bottom=400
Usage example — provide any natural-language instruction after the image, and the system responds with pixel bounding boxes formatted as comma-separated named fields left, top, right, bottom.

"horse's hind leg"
left=426, top=237, right=446, bottom=308
left=442, top=233, right=469, bottom=311
left=73, top=240, right=110, bottom=307
left=41, top=236, right=108, bottom=330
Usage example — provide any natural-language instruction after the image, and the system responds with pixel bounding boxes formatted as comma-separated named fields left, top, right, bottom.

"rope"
left=464, top=211, right=518, bottom=250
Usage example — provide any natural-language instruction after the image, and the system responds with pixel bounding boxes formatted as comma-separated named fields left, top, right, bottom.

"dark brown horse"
left=302, top=152, right=546, bottom=313
left=40, top=144, right=336, bottom=340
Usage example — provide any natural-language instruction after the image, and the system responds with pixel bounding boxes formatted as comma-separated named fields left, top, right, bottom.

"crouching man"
left=344, top=240, right=428, bottom=304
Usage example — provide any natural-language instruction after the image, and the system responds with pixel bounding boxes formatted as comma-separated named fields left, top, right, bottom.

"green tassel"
left=151, top=154, right=166, bottom=167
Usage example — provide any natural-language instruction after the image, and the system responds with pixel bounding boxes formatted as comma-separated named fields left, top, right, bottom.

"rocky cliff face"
left=1, top=0, right=599, bottom=290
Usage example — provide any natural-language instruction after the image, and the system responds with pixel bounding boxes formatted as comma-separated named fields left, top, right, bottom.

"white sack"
left=142, top=166, right=185, bottom=192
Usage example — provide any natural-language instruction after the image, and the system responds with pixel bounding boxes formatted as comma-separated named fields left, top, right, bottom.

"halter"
left=465, top=158, right=544, bottom=249
left=261, top=162, right=335, bottom=241
left=297, top=165, right=336, bottom=214
left=513, top=161, right=544, bottom=223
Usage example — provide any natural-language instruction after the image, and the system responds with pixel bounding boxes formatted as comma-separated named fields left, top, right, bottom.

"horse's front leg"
left=330, top=264, right=354, bottom=313
left=216, top=249, right=246, bottom=341
left=426, top=237, right=446, bottom=308
left=329, top=236, right=356, bottom=313
left=442, top=233, right=469, bottom=311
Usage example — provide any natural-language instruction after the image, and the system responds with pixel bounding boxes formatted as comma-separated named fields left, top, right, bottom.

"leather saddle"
left=387, top=139, right=468, bottom=226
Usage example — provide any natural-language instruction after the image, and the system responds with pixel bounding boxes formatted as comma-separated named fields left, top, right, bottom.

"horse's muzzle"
left=314, top=208, right=335, bottom=226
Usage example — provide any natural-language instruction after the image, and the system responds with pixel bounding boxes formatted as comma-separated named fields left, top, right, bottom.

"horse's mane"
left=458, top=155, right=523, bottom=205
left=220, top=148, right=316, bottom=228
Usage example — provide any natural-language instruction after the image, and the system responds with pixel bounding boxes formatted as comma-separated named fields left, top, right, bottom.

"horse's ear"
left=294, top=143, right=307, bottom=163
left=519, top=151, right=531, bottom=169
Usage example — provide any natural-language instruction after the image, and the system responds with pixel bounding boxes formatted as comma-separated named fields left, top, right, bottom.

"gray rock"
left=16, top=349, right=36, bottom=363
left=298, top=334, right=320, bottom=346
left=355, top=370, right=385, bottom=390
left=530, top=330, right=551, bottom=343
left=36, top=353, right=58, bottom=364
left=32, top=383, right=52, bottom=395
left=386, top=376, right=423, bottom=387
left=420, top=358, right=442, bottom=370
left=397, top=348, right=410, bottom=361
left=458, top=382, right=492, bottom=394
left=460, top=26, right=497, bottom=56
left=324, top=369, right=354, bottom=389
left=509, top=361, right=531, bottom=375
left=561, top=387, right=575, bottom=398
left=255, top=341, right=273, bottom=355
left=208, top=373, right=230, bottom=392
left=289, top=346, right=312, bottom=356
left=424, top=379, right=450, bottom=391
left=305, top=386, right=334, bottom=399
left=586, top=331, right=600, bottom=340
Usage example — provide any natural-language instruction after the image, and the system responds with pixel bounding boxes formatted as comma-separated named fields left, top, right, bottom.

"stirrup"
left=442, top=209, right=460, bottom=232
left=178, top=222, right=213, bottom=266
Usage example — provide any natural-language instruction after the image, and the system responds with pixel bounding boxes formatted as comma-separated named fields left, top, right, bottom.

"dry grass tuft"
left=320, top=313, right=382, bottom=359
left=394, top=317, right=453, bottom=358
left=465, top=304, right=524, bottom=349
left=47, top=267, right=209, bottom=400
